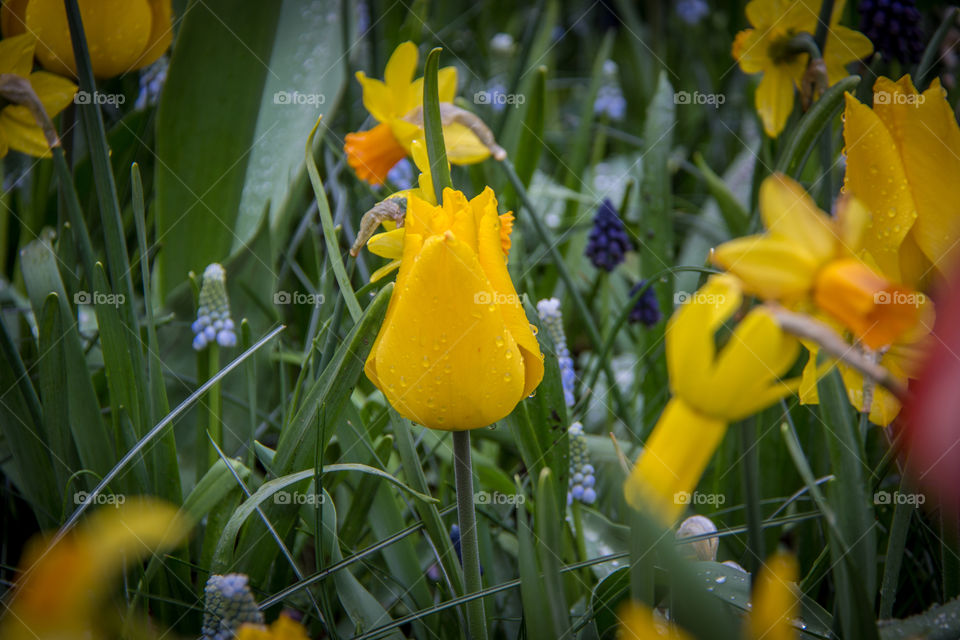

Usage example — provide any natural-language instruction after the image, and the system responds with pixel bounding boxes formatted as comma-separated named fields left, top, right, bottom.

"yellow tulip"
left=0, top=498, right=190, bottom=640
left=842, top=75, right=960, bottom=289
left=3, top=0, right=172, bottom=78
left=750, top=553, right=800, bottom=640
left=0, top=33, right=76, bottom=157
left=364, top=187, right=543, bottom=430
left=624, top=274, right=801, bottom=523
left=732, top=0, right=872, bottom=137
left=711, top=174, right=918, bottom=350
left=345, top=41, right=491, bottom=185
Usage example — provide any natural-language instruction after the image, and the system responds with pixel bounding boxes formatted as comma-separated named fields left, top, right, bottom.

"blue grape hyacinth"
left=567, top=422, right=597, bottom=505
left=192, top=263, right=237, bottom=351
left=585, top=199, right=632, bottom=272
left=628, top=279, right=662, bottom=327
left=859, top=0, right=924, bottom=64
left=537, top=297, right=576, bottom=407
left=202, top=573, right=263, bottom=640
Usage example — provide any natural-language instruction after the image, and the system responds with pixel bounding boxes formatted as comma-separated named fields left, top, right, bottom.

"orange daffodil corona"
left=732, top=0, right=872, bottom=137
left=0, top=32, right=75, bottom=157
left=624, top=274, right=802, bottom=523
left=2, top=0, right=172, bottom=78
left=711, top=173, right=920, bottom=350
left=363, top=187, right=543, bottom=431
left=345, top=41, right=495, bottom=186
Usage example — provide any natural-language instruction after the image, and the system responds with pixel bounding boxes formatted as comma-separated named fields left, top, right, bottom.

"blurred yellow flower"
left=732, top=0, right=872, bottom=137
left=0, top=498, right=190, bottom=640
left=619, top=602, right=694, bottom=639
left=2, top=0, right=172, bottom=78
left=237, top=614, right=310, bottom=640
left=364, top=187, right=543, bottom=430
left=345, top=41, right=491, bottom=185
left=624, top=275, right=801, bottom=523
left=843, top=75, right=960, bottom=289
left=0, top=33, right=75, bottom=157
left=712, top=174, right=918, bottom=350
left=750, top=553, right=800, bottom=640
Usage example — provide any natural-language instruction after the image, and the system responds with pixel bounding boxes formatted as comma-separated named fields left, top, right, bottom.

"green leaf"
left=774, top=76, right=860, bottom=178
left=692, top=153, right=749, bottom=237
left=155, top=0, right=346, bottom=297
left=879, top=596, right=960, bottom=640
left=518, top=497, right=552, bottom=640
left=422, top=47, right=453, bottom=198
left=511, top=66, right=547, bottom=191
left=536, top=468, right=570, bottom=636
left=591, top=567, right=630, bottom=640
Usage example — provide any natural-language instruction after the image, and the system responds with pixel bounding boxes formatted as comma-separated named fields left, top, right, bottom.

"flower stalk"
left=453, top=430, right=488, bottom=640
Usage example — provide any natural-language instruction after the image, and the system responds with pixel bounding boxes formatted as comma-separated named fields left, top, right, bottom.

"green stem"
left=916, top=7, right=959, bottom=88
left=571, top=500, right=591, bottom=589
left=741, top=419, right=765, bottom=580
left=453, top=431, right=488, bottom=640
left=813, top=0, right=834, bottom=56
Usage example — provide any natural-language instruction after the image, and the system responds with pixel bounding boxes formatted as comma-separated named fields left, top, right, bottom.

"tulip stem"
left=453, top=430, right=488, bottom=640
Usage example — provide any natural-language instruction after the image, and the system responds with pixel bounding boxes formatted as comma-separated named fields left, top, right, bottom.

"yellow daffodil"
left=624, top=274, right=801, bottom=523
left=842, top=75, right=960, bottom=289
left=345, top=41, right=492, bottom=185
left=750, top=553, right=800, bottom=640
left=711, top=173, right=918, bottom=350
left=618, top=602, right=695, bottom=640
left=364, top=187, right=543, bottom=430
left=237, top=614, right=310, bottom=640
left=0, top=33, right=75, bottom=157
left=2, top=0, right=172, bottom=78
left=0, top=498, right=190, bottom=640
left=732, top=0, right=872, bottom=137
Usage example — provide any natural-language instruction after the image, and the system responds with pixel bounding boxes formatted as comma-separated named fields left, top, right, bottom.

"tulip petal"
left=842, top=92, right=918, bottom=282
left=472, top=187, right=544, bottom=397
left=370, top=232, right=527, bottom=430
left=133, top=0, right=173, bottom=71
left=27, top=0, right=153, bottom=78
left=1, top=0, right=28, bottom=37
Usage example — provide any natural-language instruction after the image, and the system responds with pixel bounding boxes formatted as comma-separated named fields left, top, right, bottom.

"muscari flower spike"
left=192, top=263, right=237, bottom=351
left=676, top=0, right=709, bottom=25
left=202, top=573, right=264, bottom=640
left=593, top=60, right=626, bottom=121
left=628, top=280, right=661, bottom=327
left=585, top=198, right=632, bottom=272
left=537, top=297, right=575, bottom=408
left=567, top=422, right=597, bottom=505
left=858, top=0, right=924, bottom=64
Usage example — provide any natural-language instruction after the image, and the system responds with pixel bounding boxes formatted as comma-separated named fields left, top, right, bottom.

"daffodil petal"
left=443, top=122, right=492, bottom=164
left=355, top=72, right=394, bottom=123
left=760, top=174, right=837, bottom=262
left=369, top=259, right=401, bottom=283
left=368, top=227, right=406, bottom=259
left=711, top=234, right=821, bottom=300
left=755, top=65, right=797, bottom=138
left=437, top=65, right=458, bottom=103
left=384, top=41, right=418, bottom=109
left=0, top=31, right=35, bottom=76
left=732, top=29, right=767, bottom=74
left=0, top=110, right=52, bottom=156
left=822, top=25, right=873, bottom=84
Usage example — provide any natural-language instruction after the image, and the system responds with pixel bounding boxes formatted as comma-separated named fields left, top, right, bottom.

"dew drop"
left=530, top=324, right=539, bottom=335
left=503, top=372, right=512, bottom=382
left=422, top=356, right=430, bottom=368
left=495, top=335, right=505, bottom=347
left=505, top=350, right=513, bottom=360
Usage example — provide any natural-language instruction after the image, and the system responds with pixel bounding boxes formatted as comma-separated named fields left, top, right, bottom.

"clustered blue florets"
left=628, top=279, right=662, bottom=327
left=192, top=263, right=237, bottom=351
left=567, top=422, right=596, bottom=505
left=201, top=573, right=263, bottom=640
left=536, top=298, right=576, bottom=407
left=585, top=199, right=632, bottom=272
